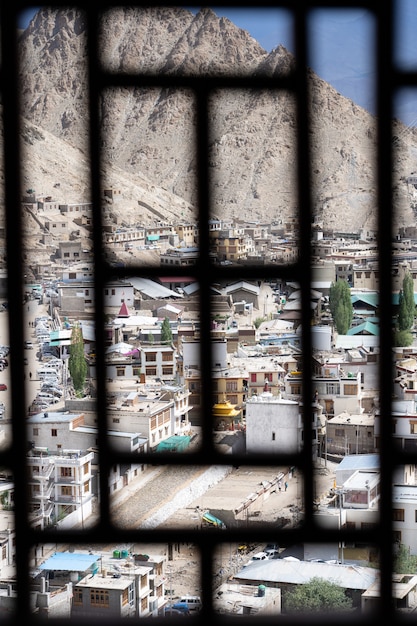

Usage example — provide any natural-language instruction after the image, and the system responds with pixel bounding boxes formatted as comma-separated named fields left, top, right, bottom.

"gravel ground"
left=106, top=459, right=337, bottom=599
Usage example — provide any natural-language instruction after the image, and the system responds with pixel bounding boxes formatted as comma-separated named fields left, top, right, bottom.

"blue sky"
left=18, top=3, right=417, bottom=126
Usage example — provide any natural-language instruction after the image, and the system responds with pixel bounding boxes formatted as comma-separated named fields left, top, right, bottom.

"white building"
left=245, top=392, right=304, bottom=455
left=27, top=447, right=94, bottom=530
left=393, top=484, right=417, bottom=555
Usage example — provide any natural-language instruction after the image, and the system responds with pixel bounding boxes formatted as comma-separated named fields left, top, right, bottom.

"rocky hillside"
left=15, top=6, right=417, bottom=232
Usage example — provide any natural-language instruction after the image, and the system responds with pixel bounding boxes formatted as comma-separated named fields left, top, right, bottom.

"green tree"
left=393, top=328, right=413, bottom=347
left=68, top=323, right=87, bottom=394
left=253, top=317, right=265, bottom=329
left=161, top=317, right=173, bottom=343
left=329, top=280, right=353, bottom=335
left=393, top=543, right=417, bottom=574
left=398, top=271, right=415, bottom=331
left=284, top=577, right=353, bottom=614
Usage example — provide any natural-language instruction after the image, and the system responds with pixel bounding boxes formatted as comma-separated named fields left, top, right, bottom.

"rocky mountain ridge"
left=12, top=6, right=417, bottom=233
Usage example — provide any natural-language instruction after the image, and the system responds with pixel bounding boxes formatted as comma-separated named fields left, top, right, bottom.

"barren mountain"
left=15, top=6, right=417, bottom=232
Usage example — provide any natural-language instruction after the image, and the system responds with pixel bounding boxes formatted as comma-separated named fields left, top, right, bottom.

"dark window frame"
left=0, top=2, right=402, bottom=624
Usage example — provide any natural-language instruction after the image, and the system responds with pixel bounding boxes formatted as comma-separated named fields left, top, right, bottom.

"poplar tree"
left=329, top=280, right=353, bottom=335
left=69, top=323, right=87, bottom=394
left=161, top=317, right=173, bottom=343
left=398, top=271, right=415, bottom=331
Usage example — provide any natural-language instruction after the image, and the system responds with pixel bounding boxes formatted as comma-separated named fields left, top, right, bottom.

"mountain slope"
left=16, top=6, right=417, bottom=232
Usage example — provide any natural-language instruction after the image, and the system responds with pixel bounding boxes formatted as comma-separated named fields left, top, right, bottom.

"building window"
left=73, top=590, right=83, bottom=606
left=90, top=589, right=110, bottom=607
left=344, top=384, right=358, bottom=395
left=393, top=509, right=405, bottom=522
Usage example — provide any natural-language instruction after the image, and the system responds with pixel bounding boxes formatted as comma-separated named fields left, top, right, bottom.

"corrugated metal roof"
left=347, top=320, right=379, bottom=336
left=351, top=293, right=379, bottom=307
left=234, top=559, right=378, bottom=590
left=39, top=552, right=100, bottom=572
left=130, top=277, right=183, bottom=299
left=337, top=454, right=380, bottom=471
left=224, top=281, right=260, bottom=295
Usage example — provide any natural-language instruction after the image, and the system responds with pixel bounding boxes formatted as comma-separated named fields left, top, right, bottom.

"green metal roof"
left=347, top=320, right=380, bottom=336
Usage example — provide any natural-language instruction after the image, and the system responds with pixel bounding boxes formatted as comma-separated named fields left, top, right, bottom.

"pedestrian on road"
left=29, top=371, right=32, bottom=380
left=285, top=481, right=288, bottom=491
left=278, top=479, right=282, bottom=492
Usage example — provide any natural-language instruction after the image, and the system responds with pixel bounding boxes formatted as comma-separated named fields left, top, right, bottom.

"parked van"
left=167, top=602, right=190, bottom=615
left=178, top=596, right=202, bottom=612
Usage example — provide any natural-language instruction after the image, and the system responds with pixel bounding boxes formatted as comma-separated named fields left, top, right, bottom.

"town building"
left=326, top=411, right=377, bottom=456
left=27, top=447, right=94, bottom=530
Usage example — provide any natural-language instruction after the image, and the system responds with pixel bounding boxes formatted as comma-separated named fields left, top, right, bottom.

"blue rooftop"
left=39, top=552, right=100, bottom=572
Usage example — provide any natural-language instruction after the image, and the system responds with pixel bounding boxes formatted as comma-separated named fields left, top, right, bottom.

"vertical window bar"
left=294, top=0, right=315, bottom=525
left=1, top=4, right=31, bottom=620
left=376, top=1, right=395, bottom=621
left=85, top=5, right=113, bottom=532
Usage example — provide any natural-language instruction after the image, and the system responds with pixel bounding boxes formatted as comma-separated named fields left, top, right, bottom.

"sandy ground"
left=110, top=459, right=338, bottom=600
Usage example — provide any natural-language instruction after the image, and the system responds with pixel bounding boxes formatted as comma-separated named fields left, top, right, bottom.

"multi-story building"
left=139, top=344, right=177, bottom=380
left=27, top=447, right=94, bottom=530
left=381, top=400, right=417, bottom=452
left=286, top=361, right=364, bottom=417
left=209, top=233, right=248, bottom=262
left=212, top=366, right=248, bottom=414
left=172, top=222, right=199, bottom=247
left=325, top=411, right=377, bottom=456
left=159, top=246, right=200, bottom=267
left=393, top=484, right=417, bottom=555
left=27, top=410, right=148, bottom=507
left=245, top=391, right=321, bottom=457
left=246, top=365, right=285, bottom=398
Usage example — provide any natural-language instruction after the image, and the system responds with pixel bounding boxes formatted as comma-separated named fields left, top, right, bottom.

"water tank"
left=258, top=584, right=266, bottom=597
left=113, top=550, right=121, bottom=559
left=121, top=549, right=129, bottom=559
